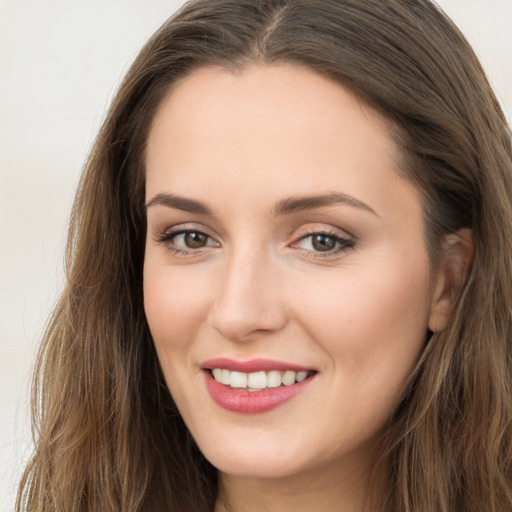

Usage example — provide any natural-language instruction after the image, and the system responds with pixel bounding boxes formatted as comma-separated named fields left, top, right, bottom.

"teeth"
left=210, top=368, right=313, bottom=389
left=267, top=370, right=282, bottom=388
left=296, top=371, right=308, bottom=382
left=230, top=371, right=247, bottom=388
left=282, top=370, right=295, bottom=386
left=247, top=371, right=267, bottom=389
left=221, top=369, right=230, bottom=385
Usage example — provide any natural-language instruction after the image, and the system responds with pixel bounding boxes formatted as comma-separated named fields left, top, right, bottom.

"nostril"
left=206, top=266, right=288, bottom=341
left=207, top=304, right=288, bottom=342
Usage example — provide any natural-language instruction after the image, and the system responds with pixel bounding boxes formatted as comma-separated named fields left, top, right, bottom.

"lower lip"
left=204, top=371, right=314, bottom=414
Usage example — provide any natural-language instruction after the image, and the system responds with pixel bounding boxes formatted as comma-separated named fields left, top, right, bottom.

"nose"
left=207, top=248, right=287, bottom=342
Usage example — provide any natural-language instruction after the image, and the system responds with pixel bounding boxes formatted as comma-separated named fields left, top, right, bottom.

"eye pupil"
left=312, top=234, right=336, bottom=251
left=185, top=232, right=208, bottom=248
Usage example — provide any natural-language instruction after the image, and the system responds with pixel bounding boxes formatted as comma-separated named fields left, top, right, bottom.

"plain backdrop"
left=0, top=1, right=510, bottom=510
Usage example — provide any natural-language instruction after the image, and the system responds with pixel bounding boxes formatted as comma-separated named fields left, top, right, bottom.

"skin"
left=143, top=64, right=467, bottom=512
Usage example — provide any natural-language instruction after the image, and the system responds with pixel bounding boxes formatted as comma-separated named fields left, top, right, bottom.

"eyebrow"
left=146, top=193, right=212, bottom=215
left=146, top=191, right=378, bottom=217
left=274, top=192, right=378, bottom=217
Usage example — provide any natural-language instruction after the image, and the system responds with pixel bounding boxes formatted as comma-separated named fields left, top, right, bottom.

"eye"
left=303, top=234, right=338, bottom=252
left=155, top=229, right=219, bottom=254
left=293, top=231, right=355, bottom=256
left=175, top=231, right=211, bottom=249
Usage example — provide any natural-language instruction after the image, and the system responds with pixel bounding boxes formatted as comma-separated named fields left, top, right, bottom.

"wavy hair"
left=18, top=1, right=512, bottom=510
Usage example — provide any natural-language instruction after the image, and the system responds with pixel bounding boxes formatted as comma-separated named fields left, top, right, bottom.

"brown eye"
left=184, top=231, right=209, bottom=248
left=157, top=230, right=219, bottom=253
left=311, top=234, right=337, bottom=252
left=294, top=231, right=355, bottom=256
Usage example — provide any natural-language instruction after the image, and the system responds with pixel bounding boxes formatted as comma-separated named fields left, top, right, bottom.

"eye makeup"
left=153, top=223, right=356, bottom=260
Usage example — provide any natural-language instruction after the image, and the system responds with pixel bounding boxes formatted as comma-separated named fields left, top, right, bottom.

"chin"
left=210, top=455, right=303, bottom=480
left=197, top=434, right=310, bottom=479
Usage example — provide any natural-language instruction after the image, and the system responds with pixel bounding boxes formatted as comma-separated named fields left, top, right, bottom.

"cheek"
left=143, top=260, right=214, bottom=415
left=143, top=258, right=210, bottom=356
left=293, top=255, right=432, bottom=381
left=293, top=261, right=431, bottom=444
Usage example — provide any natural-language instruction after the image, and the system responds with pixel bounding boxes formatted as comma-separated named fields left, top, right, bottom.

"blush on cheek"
left=144, top=267, right=211, bottom=355
left=295, top=262, right=430, bottom=362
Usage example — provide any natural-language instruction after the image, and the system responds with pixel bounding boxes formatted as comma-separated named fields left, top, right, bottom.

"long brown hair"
left=18, top=1, right=512, bottom=510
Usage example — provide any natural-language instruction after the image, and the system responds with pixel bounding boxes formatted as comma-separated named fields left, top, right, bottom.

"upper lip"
left=200, top=357, right=315, bottom=373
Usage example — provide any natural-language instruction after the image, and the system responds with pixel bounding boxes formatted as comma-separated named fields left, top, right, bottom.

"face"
left=144, top=64, right=439, bottom=483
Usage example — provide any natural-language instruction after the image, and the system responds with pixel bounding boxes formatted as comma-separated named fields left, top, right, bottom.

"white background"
left=0, top=1, right=510, bottom=510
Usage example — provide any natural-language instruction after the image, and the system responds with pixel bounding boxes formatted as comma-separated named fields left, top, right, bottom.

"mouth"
left=209, top=368, right=316, bottom=391
left=201, top=358, right=317, bottom=413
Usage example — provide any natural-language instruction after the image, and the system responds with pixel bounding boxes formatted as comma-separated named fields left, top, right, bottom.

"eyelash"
left=293, top=229, right=356, bottom=258
left=154, top=227, right=355, bottom=258
left=155, top=229, right=218, bottom=256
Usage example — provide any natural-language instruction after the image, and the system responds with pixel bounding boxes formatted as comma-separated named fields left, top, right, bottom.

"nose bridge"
left=207, top=242, right=286, bottom=341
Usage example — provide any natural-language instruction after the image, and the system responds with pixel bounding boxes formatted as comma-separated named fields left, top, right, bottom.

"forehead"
left=146, top=64, right=394, bottom=164
left=145, top=64, right=420, bottom=225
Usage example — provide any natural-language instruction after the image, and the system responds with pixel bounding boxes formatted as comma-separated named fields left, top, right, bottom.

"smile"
left=201, top=359, right=317, bottom=414
left=210, top=368, right=313, bottom=391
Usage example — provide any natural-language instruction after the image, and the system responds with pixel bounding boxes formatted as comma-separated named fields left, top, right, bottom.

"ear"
left=428, top=228, right=474, bottom=332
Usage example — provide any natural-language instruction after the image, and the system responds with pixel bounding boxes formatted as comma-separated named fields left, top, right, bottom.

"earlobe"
left=428, top=228, right=474, bottom=332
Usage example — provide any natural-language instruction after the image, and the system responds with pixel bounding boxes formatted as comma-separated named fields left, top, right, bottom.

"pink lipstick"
left=201, top=358, right=316, bottom=414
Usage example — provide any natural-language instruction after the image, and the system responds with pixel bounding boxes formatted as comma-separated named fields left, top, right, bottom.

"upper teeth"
left=211, top=368, right=310, bottom=390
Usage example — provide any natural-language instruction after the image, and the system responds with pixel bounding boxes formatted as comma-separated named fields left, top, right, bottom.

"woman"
left=18, top=0, right=512, bottom=511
